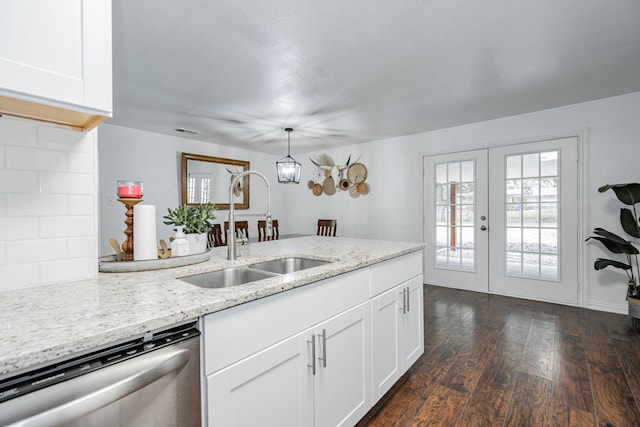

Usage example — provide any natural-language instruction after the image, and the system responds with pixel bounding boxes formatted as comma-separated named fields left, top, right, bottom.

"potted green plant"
left=163, top=203, right=216, bottom=254
left=586, top=183, right=640, bottom=320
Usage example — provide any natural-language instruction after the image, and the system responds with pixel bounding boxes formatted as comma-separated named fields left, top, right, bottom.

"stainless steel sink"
left=179, top=267, right=278, bottom=289
left=248, top=257, right=331, bottom=274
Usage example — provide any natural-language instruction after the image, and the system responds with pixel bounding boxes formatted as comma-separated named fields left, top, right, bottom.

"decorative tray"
left=99, top=250, right=211, bottom=273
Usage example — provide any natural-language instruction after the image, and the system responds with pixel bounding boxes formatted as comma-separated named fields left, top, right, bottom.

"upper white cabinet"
left=0, top=0, right=112, bottom=130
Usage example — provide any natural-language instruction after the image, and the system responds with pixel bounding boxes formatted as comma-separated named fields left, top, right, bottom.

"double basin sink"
left=179, top=257, right=331, bottom=289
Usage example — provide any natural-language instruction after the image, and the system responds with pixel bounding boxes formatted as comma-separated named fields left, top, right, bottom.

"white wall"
left=0, top=117, right=98, bottom=291
left=98, top=125, right=285, bottom=256
left=288, top=91, right=640, bottom=314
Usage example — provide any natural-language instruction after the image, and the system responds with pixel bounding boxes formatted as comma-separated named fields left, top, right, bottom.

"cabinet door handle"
left=406, top=286, right=410, bottom=312
left=318, top=329, right=327, bottom=368
left=308, top=334, right=316, bottom=375
left=400, top=288, right=407, bottom=314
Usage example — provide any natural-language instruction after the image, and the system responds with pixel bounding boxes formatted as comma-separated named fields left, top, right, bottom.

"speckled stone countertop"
left=0, top=236, right=423, bottom=379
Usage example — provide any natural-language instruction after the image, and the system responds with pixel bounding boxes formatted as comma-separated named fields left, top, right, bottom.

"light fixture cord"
left=287, top=130, right=292, bottom=156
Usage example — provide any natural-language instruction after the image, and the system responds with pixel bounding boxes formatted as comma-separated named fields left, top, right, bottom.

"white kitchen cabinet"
left=313, top=304, right=370, bottom=427
left=0, top=0, right=112, bottom=130
left=206, top=304, right=369, bottom=427
left=202, top=250, right=423, bottom=426
left=206, top=329, right=314, bottom=427
left=370, top=252, right=424, bottom=401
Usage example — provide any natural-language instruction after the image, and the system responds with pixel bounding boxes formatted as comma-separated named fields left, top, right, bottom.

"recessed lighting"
left=174, top=128, right=199, bottom=135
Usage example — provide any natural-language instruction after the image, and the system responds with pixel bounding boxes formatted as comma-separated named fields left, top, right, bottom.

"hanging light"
left=276, top=127, right=302, bottom=184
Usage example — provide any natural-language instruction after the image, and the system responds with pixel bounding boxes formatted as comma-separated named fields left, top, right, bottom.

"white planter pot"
left=185, top=233, right=208, bottom=254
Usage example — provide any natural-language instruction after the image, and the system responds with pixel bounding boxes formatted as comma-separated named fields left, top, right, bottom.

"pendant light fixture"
left=276, top=127, right=302, bottom=184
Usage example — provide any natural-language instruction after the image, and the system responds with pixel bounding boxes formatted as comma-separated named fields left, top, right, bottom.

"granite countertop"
left=0, top=236, right=423, bottom=379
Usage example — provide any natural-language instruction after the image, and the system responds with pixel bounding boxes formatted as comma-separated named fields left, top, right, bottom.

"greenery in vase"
left=586, top=183, right=640, bottom=299
left=163, top=203, right=216, bottom=234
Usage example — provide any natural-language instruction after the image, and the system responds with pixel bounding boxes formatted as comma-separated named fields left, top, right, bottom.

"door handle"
left=406, top=286, right=410, bottom=312
left=308, top=334, right=316, bottom=375
left=480, top=225, right=487, bottom=231
left=318, top=329, right=327, bottom=368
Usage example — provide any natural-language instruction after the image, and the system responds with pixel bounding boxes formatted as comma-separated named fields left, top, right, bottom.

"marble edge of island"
left=0, top=236, right=424, bottom=378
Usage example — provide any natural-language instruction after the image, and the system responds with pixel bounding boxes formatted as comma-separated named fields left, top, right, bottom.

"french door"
left=423, top=137, right=579, bottom=305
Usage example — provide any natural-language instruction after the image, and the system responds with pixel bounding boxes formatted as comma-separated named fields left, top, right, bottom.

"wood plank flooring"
left=359, top=285, right=640, bottom=427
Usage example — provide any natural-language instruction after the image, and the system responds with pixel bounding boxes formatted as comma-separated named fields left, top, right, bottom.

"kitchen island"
left=0, top=236, right=423, bottom=379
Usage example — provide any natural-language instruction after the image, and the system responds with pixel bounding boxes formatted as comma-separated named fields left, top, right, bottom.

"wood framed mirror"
left=181, top=152, right=250, bottom=210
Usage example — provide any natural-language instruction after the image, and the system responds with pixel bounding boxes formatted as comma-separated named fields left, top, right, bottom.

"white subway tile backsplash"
left=38, top=172, right=93, bottom=194
left=40, top=257, right=97, bottom=284
left=0, top=170, right=38, bottom=193
left=40, top=216, right=93, bottom=238
left=38, top=125, right=94, bottom=152
left=68, top=195, right=94, bottom=215
left=7, top=194, right=68, bottom=216
left=6, top=239, right=68, bottom=264
left=0, top=217, right=39, bottom=240
left=0, top=117, right=38, bottom=146
left=68, top=237, right=95, bottom=258
left=6, top=146, right=68, bottom=171
left=0, top=263, right=40, bottom=291
left=0, top=120, right=98, bottom=290
left=68, top=152, right=94, bottom=173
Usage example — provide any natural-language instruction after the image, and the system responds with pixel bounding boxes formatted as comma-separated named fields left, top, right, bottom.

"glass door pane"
left=434, top=160, right=476, bottom=272
left=503, top=151, right=559, bottom=280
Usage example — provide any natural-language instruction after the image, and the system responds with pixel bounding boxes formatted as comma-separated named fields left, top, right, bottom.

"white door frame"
left=420, top=131, right=587, bottom=307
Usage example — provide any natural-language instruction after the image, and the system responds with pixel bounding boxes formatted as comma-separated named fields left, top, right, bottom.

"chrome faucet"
left=227, top=170, right=272, bottom=260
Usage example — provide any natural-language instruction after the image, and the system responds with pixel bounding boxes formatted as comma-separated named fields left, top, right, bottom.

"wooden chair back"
left=258, top=219, right=279, bottom=241
left=207, top=223, right=224, bottom=248
left=224, top=220, right=249, bottom=241
left=317, top=219, right=337, bottom=236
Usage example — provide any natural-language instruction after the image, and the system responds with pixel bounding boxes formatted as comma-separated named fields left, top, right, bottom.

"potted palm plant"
left=163, top=203, right=216, bottom=254
left=586, top=183, right=640, bottom=321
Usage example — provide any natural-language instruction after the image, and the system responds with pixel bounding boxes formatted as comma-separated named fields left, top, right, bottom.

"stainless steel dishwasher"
left=0, top=321, right=201, bottom=427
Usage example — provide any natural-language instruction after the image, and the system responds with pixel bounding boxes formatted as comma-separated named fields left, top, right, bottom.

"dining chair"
left=317, top=219, right=337, bottom=236
left=224, top=220, right=249, bottom=242
left=207, top=223, right=225, bottom=248
left=258, top=219, right=279, bottom=241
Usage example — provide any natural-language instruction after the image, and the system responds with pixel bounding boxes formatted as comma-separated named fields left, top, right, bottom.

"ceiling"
left=109, top=0, right=640, bottom=155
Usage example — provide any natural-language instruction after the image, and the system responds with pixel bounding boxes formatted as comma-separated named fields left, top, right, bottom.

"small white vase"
left=185, top=232, right=207, bottom=254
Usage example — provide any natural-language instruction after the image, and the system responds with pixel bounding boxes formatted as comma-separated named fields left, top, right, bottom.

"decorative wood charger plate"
left=347, top=163, right=367, bottom=184
left=99, top=250, right=211, bottom=273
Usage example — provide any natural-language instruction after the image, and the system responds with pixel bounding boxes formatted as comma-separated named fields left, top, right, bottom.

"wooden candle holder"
left=118, top=198, right=143, bottom=261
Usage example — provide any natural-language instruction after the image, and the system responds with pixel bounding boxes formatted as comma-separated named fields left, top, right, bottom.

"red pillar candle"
left=117, top=180, right=143, bottom=199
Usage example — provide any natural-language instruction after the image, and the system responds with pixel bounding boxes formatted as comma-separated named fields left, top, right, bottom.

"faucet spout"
left=228, top=170, right=271, bottom=260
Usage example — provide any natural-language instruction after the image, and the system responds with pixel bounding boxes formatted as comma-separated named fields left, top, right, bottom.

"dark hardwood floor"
left=360, top=285, right=640, bottom=427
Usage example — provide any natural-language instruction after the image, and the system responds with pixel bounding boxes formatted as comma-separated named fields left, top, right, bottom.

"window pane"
left=523, top=153, right=539, bottom=177
left=522, top=228, right=540, bottom=252
left=506, top=252, right=522, bottom=275
left=540, top=151, right=558, bottom=176
left=448, top=163, right=460, bottom=182
left=436, top=163, right=447, bottom=184
left=541, top=229, right=558, bottom=254
left=507, top=228, right=522, bottom=251
left=523, top=178, right=540, bottom=202
left=506, top=155, right=521, bottom=179
left=540, top=178, right=557, bottom=202
left=461, top=161, right=474, bottom=182
left=436, top=184, right=448, bottom=204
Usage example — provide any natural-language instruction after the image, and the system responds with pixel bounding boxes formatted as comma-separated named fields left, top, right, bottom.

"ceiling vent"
left=174, top=127, right=199, bottom=135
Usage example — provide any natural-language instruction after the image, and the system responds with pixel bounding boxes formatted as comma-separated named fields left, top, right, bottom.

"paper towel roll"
left=134, top=204, right=157, bottom=261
